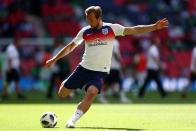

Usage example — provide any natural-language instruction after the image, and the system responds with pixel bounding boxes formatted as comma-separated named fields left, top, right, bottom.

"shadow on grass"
left=77, top=126, right=146, bottom=131
left=42, top=127, right=60, bottom=129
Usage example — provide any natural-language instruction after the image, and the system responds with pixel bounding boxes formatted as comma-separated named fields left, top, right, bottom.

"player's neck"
left=97, top=21, right=103, bottom=29
left=93, top=21, right=103, bottom=30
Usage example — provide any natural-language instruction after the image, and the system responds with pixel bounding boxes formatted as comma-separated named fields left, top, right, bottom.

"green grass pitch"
left=1, top=104, right=196, bottom=131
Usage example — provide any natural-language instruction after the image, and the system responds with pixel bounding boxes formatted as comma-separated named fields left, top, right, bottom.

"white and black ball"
left=40, top=112, right=57, bottom=128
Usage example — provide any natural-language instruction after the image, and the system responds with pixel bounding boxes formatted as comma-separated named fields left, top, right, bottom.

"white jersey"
left=6, top=44, right=20, bottom=69
left=111, top=39, right=121, bottom=69
left=72, top=22, right=125, bottom=73
left=147, top=45, right=159, bottom=70
left=190, top=46, right=196, bottom=72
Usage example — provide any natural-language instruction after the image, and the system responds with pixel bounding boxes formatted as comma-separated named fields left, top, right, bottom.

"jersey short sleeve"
left=72, top=27, right=85, bottom=46
left=110, top=24, right=125, bottom=36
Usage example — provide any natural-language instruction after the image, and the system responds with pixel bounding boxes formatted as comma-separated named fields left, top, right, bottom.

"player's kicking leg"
left=66, top=85, right=99, bottom=128
left=58, top=81, right=73, bottom=98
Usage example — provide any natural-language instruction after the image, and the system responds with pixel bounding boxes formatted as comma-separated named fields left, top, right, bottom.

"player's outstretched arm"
left=45, top=42, right=77, bottom=68
left=123, top=18, right=168, bottom=35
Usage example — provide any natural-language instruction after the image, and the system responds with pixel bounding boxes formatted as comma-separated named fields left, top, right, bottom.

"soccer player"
left=138, top=37, right=167, bottom=98
left=2, top=37, right=25, bottom=99
left=45, top=6, right=168, bottom=128
left=101, top=39, right=130, bottom=103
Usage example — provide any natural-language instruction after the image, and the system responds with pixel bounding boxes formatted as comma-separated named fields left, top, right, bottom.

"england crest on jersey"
left=102, top=28, right=108, bottom=35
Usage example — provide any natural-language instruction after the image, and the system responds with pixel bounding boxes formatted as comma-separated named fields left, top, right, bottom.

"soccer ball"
left=40, top=112, right=57, bottom=128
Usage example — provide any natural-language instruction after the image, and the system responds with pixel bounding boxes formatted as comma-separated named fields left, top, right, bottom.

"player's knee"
left=86, top=86, right=98, bottom=100
left=88, top=86, right=98, bottom=95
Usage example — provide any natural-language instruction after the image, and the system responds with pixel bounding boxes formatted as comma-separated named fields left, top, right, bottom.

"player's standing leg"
left=66, top=85, right=98, bottom=128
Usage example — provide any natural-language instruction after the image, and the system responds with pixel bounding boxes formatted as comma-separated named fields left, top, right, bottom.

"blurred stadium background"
left=0, top=0, right=196, bottom=101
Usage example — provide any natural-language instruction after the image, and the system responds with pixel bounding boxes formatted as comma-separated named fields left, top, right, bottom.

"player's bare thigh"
left=58, top=80, right=73, bottom=98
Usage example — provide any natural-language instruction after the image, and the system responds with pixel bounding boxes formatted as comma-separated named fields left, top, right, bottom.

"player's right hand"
left=45, top=58, right=56, bottom=68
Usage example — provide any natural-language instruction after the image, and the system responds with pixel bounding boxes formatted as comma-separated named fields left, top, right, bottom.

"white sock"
left=70, top=109, right=84, bottom=123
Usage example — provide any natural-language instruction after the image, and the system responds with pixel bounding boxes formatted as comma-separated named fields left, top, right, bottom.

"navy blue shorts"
left=63, top=65, right=108, bottom=93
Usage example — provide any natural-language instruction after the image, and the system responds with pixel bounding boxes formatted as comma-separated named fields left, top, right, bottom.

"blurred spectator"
left=99, top=39, right=130, bottom=103
left=181, top=46, right=196, bottom=98
left=1, top=37, right=26, bottom=99
left=46, top=36, right=71, bottom=99
left=138, top=37, right=167, bottom=98
left=132, top=46, right=147, bottom=92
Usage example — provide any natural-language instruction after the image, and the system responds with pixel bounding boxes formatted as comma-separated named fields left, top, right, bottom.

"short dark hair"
left=85, top=6, right=102, bottom=19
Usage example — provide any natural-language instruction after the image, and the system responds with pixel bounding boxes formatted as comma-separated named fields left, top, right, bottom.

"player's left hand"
left=155, top=18, right=168, bottom=30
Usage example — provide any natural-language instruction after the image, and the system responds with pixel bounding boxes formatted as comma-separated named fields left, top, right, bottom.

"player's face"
left=86, top=12, right=100, bottom=29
